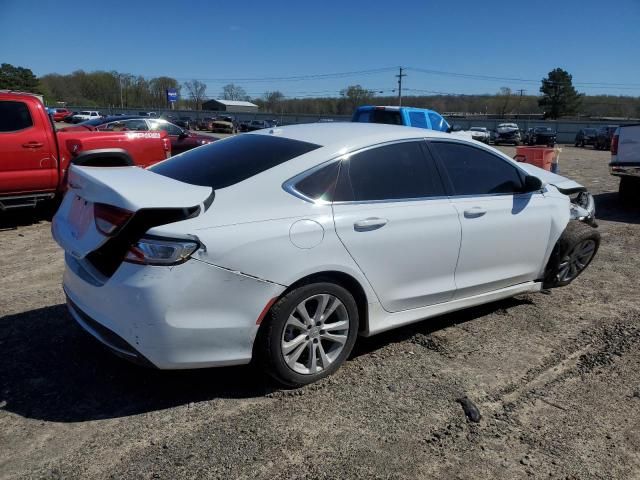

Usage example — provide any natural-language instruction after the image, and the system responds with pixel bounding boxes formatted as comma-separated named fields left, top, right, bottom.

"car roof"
left=251, top=122, right=452, bottom=150
left=356, top=105, right=440, bottom=114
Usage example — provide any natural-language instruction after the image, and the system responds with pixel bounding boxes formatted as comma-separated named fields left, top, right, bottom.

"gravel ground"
left=1, top=145, right=639, bottom=480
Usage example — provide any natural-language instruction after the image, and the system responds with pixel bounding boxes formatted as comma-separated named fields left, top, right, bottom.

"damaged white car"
left=52, top=123, right=600, bottom=386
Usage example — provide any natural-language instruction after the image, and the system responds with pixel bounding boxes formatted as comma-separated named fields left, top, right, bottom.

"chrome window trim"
left=283, top=137, right=545, bottom=205
left=283, top=138, right=437, bottom=205
left=426, top=137, right=538, bottom=198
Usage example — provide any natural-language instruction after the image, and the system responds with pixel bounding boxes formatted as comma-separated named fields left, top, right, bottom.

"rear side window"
left=293, top=162, right=340, bottom=202
left=0, top=101, right=33, bottom=132
left=150, top=134, right=321, bottom=189
left=430, top=142, right=523, bottom=195
left=408, top=111, right=428, bottom=129
left=334, top=141, right=445, bottom=202
left=353, top=109, right=403, bottom=125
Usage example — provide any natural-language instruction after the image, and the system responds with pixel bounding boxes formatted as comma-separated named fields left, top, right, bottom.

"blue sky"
left=2, top=0, right=639, bottom=98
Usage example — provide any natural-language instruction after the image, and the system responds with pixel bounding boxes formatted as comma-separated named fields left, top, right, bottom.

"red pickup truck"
left=0, top=91, right=171, bottom=210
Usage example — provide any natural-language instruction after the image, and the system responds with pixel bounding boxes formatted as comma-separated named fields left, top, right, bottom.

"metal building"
left=202, top=99, right=259, bottom=113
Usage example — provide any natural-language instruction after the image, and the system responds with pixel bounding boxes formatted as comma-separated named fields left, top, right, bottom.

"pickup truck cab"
left=352, top=106, right=450, bottom=132
left=610, top=124, right=640, bottom=202
left=0, top=91, right=171, bottom=210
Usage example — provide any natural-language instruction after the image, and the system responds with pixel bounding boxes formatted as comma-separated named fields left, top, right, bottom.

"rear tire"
left=619, top=176, right=640, bottom=203
left=257, top=282, right=359, bottom=387
left=543, top=221, right=600, bottom=289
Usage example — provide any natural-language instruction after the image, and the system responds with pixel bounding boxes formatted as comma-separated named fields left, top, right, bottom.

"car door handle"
left=354, top=217, right=388, bottom=232
left=22, top=141, right=44, bottom=149
left=463, top=207, right=487, bottom=218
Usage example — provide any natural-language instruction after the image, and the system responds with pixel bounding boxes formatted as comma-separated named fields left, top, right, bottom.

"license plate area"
left=68, top=194, right=94, bottom=239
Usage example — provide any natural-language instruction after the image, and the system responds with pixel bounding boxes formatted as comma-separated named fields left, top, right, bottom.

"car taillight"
left=124, top=237, right=199, bottom=265
left=94, top=203, right=133, bottom=236
left=611, top=134, right=619, bottom=155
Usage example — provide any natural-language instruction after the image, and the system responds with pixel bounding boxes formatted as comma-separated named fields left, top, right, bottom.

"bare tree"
left=183, top=80, right=207, bottom=110
left=222, top=83, right=248, bottom=101
left=263, top=90, right=285, bottom=112
left=497, top=87, right=512, bottom=117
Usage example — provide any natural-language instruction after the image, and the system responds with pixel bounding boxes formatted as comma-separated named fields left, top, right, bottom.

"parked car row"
left=60, top=115, right=215, bottom=154
left=575, top=126, right=617, bottom=150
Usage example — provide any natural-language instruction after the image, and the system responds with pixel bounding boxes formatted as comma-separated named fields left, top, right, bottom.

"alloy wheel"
left=281, top=293, right=350, bottom=375
left=557, top=239, right=597, bottom=283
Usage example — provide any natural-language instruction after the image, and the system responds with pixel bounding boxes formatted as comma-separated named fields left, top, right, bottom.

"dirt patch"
left=1, top=145, right=639, bottom=479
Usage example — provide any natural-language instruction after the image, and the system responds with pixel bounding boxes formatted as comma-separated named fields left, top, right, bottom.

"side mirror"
left=521, top=175, right=543, bottom=193
left=179, top=130, right=189, bottom=138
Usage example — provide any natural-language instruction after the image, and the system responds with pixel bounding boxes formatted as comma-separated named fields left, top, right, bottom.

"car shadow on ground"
left=0, top=206, right=55, bottom=231
left=593, top=192, right=640, bottom=225
left=352, top=296, right=533, bottom=359
left=0, top=304, right=273, bottom=423
left=0, top=297, right=532, bottom=423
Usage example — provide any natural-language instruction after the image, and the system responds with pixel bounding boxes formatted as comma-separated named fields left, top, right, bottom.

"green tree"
left=0, top=63, right=40, bottom=92
left=539, top=68, right=582, bottom=119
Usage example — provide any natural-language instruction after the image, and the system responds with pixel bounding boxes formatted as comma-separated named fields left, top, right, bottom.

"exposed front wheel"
left=543, top=221, right=600, bottom=288
left=258, top=282, right=359, bottom=387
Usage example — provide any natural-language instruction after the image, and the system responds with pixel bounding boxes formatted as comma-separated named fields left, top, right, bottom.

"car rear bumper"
left=610, top=162, right=640, bottom=178
left=63, top=254, right=285, bottom=369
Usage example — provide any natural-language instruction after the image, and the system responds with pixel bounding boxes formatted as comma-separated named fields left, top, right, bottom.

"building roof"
left=209, top=99, right=258, bottom=107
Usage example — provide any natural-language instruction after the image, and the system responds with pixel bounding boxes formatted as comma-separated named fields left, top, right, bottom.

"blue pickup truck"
left=352, top=105, right=450, bottom=132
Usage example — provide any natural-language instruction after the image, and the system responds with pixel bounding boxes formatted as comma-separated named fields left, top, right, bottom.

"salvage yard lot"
left=1, top=146, right=639, bottom=479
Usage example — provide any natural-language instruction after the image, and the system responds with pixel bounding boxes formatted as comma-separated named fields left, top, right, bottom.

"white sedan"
left=52, top=123, right=600, bottom=386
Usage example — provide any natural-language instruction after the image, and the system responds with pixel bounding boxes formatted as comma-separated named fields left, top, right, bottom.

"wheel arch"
left=265, top=270, right=371, bottom=335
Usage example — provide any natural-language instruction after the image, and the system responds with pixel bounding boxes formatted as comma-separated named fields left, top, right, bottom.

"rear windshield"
left=353, top=109, right=403, bottom=125
left=150, top=134, right=321, bottom=189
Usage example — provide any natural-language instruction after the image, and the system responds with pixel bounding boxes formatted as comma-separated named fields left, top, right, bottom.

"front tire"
left=543, top=221, right=600, bottom=288
left=258, top=282, right=359, bottom=387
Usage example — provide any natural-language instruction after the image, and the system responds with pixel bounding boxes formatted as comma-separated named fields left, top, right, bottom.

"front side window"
left=334, top=141, right=444, bottom=202
left=0, top=101, right=33, bottom=132
left=428, top=112, right=447, bottom=131
left=430, top=142, right=524, bottom=195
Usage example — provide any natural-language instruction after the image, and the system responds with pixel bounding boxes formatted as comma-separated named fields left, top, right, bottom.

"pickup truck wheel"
left=543, top=221, right=600, bottom=289
left=619, top=177, right=640, bottom=203
left=257, top=282, right=359, bottom=387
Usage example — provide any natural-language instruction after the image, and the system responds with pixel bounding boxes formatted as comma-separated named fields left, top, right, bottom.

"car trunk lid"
left=52, top=165, right=212, bottom=261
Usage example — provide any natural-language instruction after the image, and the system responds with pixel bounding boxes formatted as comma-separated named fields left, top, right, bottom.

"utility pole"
left=118, top=75, right=124, bottom=109
left=396, top=67, right=407, bottom=106
left=516, top=89, right=526, bottom=119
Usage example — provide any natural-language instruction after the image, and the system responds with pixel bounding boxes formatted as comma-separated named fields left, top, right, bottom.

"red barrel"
left=513, top=146, right=556, bottom=171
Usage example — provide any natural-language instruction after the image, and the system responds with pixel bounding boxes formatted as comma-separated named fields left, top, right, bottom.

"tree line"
left=1, top=63, right=639, bottom=119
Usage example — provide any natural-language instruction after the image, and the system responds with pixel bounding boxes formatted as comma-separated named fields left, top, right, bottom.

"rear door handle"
left=354, top=217, right=388, bottom=232
left=22, top=141, right=44, bottom=149
left=463, top=207, right=487, bottom=218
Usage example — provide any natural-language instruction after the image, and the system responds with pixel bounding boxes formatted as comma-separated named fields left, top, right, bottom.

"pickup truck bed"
left=0, top=91, right=171, bottom=210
